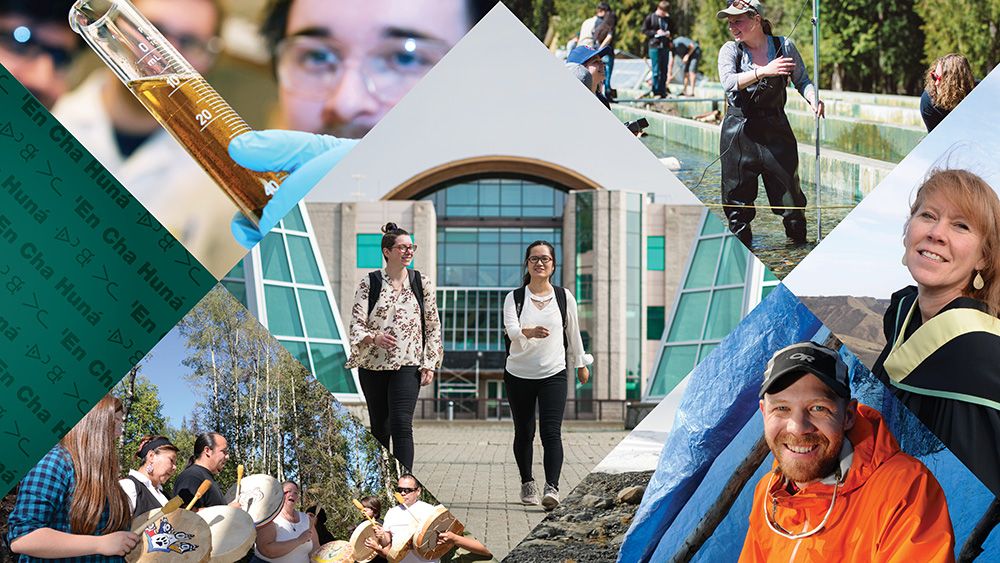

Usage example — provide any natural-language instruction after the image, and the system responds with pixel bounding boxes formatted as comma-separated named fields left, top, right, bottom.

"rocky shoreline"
left=503, top=471, right=654, bottom=563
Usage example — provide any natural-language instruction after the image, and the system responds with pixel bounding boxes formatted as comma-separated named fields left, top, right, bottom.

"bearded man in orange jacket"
left=740, top=342, right=955, bottom=562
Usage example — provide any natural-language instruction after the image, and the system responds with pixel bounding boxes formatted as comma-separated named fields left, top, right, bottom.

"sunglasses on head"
left=729, top=0, right=758, bottom=14
left=396, top=486, right=418, bottom=494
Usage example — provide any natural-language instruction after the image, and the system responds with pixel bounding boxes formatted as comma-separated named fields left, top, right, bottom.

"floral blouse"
left=345, top=268, right=443, bottom=371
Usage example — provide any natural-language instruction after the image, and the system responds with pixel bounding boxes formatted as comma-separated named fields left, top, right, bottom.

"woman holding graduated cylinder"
left=503, top=240, right=592, bottom=510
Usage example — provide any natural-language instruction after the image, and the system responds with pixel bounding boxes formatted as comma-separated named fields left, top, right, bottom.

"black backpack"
left=367, top=269, right=426, bottom=346
left=503, top=286, right=568, bottom=355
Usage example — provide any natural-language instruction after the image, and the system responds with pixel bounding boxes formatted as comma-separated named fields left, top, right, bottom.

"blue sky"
left=140, top=325, right=197, bottom=428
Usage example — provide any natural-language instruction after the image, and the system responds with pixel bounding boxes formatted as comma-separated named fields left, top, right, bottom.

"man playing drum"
left=382, top=475, right=439, bottom=563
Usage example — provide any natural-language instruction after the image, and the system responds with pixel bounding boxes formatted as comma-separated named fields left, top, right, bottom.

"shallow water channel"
left=642, top=136, right=861, bottom=278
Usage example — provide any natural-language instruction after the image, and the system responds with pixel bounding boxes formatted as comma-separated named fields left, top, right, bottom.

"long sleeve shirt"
left=642, top=13, right=671, bottom=49
left=345, top=269, right=443, bottom=372
left=718, top=37, right=815, bottom=101
left=503, top=287, right=593, bottom=379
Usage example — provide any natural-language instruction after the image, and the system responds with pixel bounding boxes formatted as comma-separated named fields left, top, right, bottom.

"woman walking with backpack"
left=503, top=240, right=592, bottom=510
left=346, top=222, right=443, bottom=471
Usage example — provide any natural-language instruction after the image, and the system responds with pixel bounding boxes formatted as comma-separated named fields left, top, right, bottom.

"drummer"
left=359, top=496, right=390, bottom=563
left=382, top=474, right=439, bottom=563
left=252, top=481, right=318, bottom=563
left=7, top=395, right=139, bottom=559
left=118, top=435, right=179, bottom=517
left=173, top=432, right=238, bottom=510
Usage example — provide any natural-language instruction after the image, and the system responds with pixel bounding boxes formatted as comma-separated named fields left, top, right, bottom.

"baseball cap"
left=717, top=0, right=764, bottom=19
left=759, top=342, right=850, bottom=399
left=567, top=45, right=612, bottom=65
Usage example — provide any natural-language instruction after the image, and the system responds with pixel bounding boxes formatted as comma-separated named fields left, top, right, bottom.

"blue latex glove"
left=229, top=130, right=358, bottom=248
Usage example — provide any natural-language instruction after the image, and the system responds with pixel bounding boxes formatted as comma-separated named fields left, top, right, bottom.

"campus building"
left=222, top=160, right=777, bottom=421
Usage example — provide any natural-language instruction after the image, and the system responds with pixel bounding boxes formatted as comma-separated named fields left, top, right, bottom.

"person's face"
left=585, top=57, right=605, bottom=85
left=396, top=477, right=420, bottom=506
left=727, top=13, right=757, bottom=42
left=205, top=435, right=230, bottom=473
left=596, top=8, right=607, bottom=17
left=136, top=0, right=219, bottom=75
left=363, top=506, right=375, bottom=519
left=527, top=245, right=555, bottom=281
left=278, top=0, right=469, bottom=138
left=147, top=449, right=178, bottom=486
left=383, top=234, right=415, bottom=268
left=282, top=482, right=299, bottom=507
left=0, top=15, right=78, bottom=109
left=905, top=191, right=986, bottom=302
left=761, top=374, right=855, bottom=487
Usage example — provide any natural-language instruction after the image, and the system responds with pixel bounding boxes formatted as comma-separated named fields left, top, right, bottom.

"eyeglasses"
left=275, top=35, right=449, bottom=103
left=395, top=487, right=418, bottom=494
left=151, top=20, right=221, bottom=66
left=393, top=244, right=418, bottom=254
left=0, top=26, right=75, bottom=71
left=528, top=256, right=553, bottom=264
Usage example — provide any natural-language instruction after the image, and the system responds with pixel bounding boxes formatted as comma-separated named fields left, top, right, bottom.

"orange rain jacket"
left=739, top=404, right=955, bottom=562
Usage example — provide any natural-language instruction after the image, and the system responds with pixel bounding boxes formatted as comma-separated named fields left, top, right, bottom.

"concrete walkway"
left=412, top=420, right=629, bottom=560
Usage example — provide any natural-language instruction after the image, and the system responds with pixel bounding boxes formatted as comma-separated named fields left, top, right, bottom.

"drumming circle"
left=224, top=474, right=283, bottom=527
left=196, top=505, right=256, bottom=563
left=414, top=506, right=464, bottom=560
left=127, top=508, right=212, bottom=563
left=310, top=540, right=354, bottom=563
left=348, top=520, right=379, bottom=563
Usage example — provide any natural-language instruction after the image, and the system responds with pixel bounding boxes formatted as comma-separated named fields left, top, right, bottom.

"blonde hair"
left=925, top=54, right=975, bottom=111
left=61, top=395, right=131, bottom=535
left=908, top=169, right=1000, bottom=315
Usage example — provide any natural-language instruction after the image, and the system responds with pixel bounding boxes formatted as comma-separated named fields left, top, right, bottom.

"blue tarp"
left=619, top=284, right=1000, bottom=561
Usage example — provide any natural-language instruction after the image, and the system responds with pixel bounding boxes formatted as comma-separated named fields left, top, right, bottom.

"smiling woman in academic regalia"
left=873, top=168, right=1000, bottom=495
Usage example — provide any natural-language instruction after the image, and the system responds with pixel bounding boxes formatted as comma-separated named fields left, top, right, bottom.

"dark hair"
left=0, top=0, right=78, bottom=24
left=522, top=240, right=556, bottom=286
left=398, top=472, right=422, bottom=490
left=381, top=222, right=410, bottom=262
left=135, top=434, right=178, bottom=462
left=187, top=432, right=221, bottom=467
left=360, top=495, right=382, bottom=518
left=761, top=18, right=773, bottom=36
left=597, top=2, right=611, bottom=10
left=261, top=0, right=493, bottom=58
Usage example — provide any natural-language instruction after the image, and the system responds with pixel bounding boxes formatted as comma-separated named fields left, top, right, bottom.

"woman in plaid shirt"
left=7, top=395, right=139, bottom=560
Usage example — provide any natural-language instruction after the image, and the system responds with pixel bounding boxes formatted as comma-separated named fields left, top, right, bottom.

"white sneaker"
left=541, top=483, right=560, bottom=511
left=520, top=481, right=540, bottom=505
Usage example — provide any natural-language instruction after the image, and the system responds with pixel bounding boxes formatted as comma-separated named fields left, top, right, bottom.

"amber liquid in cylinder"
left=127, top=74, right=283, bottom=227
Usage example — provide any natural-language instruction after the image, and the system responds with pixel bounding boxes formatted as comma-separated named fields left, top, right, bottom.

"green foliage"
left=169, top=286, right=404, bottom=536
left=916, top=0, right=1000, bottom=78
left=114, top=368, right=167, bottom=473
left=511, top=0, right=997, bottom=94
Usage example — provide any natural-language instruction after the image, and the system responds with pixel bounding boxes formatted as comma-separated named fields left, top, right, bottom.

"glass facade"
left=235, top=203, right=358, bottom=399
left=356, top=234, right=383, bottom=269
left=647, top=235, right=665, bottom=271
left=645, top=210, right=777, bottom=400
left=625, top=193, right=642, bottom=400
left=422, top=176, right=568, bottom=360
left=574, top=192, right=594, bottom=403
left=436, top=227, right=562, bottom=288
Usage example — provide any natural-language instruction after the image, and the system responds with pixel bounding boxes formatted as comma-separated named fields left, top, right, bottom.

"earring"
left=974, top=271, right=985, bottom=290
left=145, top=464, right=153, bottom=473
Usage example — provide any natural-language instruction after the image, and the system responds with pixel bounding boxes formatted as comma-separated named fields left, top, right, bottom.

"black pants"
left=720, top=113, right=807, bottom=240
left=359, top=366, right=420, bottom=470
left=504, top=369, right=567, bottom=489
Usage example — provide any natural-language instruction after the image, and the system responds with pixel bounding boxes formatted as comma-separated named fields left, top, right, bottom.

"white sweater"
left=503, top=287, right=593, bottom=379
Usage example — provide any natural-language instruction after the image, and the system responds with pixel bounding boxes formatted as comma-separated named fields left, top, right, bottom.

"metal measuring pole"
left=813, top=0, right=822, bottom=241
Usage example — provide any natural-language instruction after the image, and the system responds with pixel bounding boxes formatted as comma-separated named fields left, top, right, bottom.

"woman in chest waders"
left=717, top=0, right=823, bottom=247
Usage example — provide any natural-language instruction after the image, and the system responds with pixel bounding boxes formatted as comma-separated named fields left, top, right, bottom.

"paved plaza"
left=412, top=420, right=630, bottom=560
